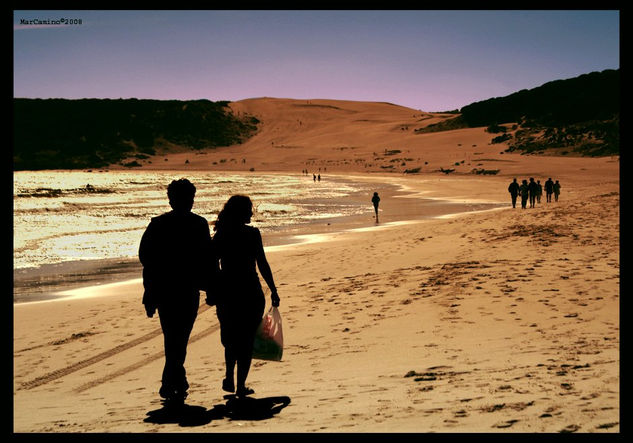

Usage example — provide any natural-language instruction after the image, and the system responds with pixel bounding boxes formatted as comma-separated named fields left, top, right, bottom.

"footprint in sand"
left=596, top=422, right=619, bottom=430
left=483, top=404, right=506, bottom=413
left=493, top=419, right=519, bottom=428
left=559, top=424, right=581, bottom=433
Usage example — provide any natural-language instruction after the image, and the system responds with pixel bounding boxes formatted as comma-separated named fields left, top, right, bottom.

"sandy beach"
left=13, top=98, right=619, bottom=433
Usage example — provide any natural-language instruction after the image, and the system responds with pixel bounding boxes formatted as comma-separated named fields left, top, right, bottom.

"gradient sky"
left=13, top=10, right=620, bottom=112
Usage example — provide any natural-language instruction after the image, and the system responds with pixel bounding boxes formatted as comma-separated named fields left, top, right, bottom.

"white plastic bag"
left=252, top=307, right=284, bottom=361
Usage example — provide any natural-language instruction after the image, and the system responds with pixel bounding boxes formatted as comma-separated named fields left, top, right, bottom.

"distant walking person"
left=519, top=179, right=529, bottom=209
left=553, top=180, right=561, bottom=202
left=211, top=195, right=280, bottom=398
left=372, top=192, right=381, bottom=221
left=536, top=180, right=543, bottom=204
left=139, top=178, right=213, bottom=405
left=528, top=177, right=538, bottom=208
left=544, top=178, right=554, bottom=202
left=508, top=178, right=519, bottom=208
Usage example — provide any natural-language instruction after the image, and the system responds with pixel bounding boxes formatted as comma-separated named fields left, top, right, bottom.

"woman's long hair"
left=214, top=195, right=253, bottom=233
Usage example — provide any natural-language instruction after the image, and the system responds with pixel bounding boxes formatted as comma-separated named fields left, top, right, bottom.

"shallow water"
left=13, top=170, right=505, bottom=303
left=14, top=170, right=377, bottom=270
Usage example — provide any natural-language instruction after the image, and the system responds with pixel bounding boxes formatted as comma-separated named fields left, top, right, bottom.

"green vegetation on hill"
left=417, top=69, right=619, bottom=156
left=13, top=98, right=260, bottom=170
left=460, top=69, right=619, bottom=127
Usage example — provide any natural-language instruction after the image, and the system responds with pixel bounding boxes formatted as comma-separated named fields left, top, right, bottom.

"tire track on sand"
left=19, top=304, right=214, bottom=391
left=74, top=319, right=220, bottom=393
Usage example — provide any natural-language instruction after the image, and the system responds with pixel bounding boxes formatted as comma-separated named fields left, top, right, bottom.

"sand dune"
left=115, top=97, right=618, bottom=193
left=117, top=98, right=493, bottom=175
left=14, top=98, right=619, bottom=432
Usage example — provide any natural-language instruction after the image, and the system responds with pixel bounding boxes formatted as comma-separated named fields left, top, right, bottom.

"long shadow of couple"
left=144, top=394, right=291, bottom=427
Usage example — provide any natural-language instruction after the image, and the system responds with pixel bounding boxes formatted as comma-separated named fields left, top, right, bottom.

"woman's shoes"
left=222, top=378, right=254, bottom=397
left=222, top=378, right=235, bottom=393
left=236, top=386, right=255, bottom=397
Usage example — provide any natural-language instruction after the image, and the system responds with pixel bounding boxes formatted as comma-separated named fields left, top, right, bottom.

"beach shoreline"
left=14, top=163, right=619, bottom=432
left=13, top=94, right=619, bottom=432
left=13, top=171, right=506, bottom=304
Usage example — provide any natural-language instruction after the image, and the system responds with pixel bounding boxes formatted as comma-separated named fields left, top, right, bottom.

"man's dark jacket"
left=139, top=210, right=215, bottom=308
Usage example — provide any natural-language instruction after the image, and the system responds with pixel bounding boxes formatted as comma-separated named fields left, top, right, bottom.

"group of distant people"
left=507, top=177, right=561, bottom=209
left=139, top=179, right=280, bottom=406
left=302, top=169, right=322, bottom=181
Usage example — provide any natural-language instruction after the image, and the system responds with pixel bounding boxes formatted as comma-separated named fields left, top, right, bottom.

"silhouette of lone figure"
left=139, top=178, right=213, bottom=404
left=211, top=195, right=280, bottom=398
left=372, top=192, right=380, bottom=222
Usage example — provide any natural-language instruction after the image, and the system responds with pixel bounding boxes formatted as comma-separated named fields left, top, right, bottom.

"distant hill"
left=13, top=98, right=259, bottom=170
left=13, top=69, right=619, bottom=171
left=417, top=69, right=619, bottom=156
left=460, top=69, right=619, bottom=127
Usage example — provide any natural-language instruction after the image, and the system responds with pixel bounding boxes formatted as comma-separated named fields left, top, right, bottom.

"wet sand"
left=13, top=170, right=619, bottom=433
left=13, top=98, right=619, bottom=433
left=13, top=174, right=503, bottom=304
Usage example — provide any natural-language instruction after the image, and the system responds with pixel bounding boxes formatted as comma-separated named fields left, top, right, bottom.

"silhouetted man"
left=139, top=178, right=214, bottom=404
left=519, top=179, right=529, bottom=209
left=545, top=178, right=554, bottom=202
left=528, top=177, right=538, bottom=208
left=508, top=178, right=519, bottom=208
left=553, top=180, right=561, bottom=202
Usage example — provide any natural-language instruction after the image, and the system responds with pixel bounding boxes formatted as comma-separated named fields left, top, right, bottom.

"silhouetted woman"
left=212, top=195, right=280, bottom=397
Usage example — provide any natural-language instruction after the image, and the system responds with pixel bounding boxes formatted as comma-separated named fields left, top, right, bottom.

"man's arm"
left=139, top=220, right=158, bottom=317
left=139, top=219, right=157, bottom=269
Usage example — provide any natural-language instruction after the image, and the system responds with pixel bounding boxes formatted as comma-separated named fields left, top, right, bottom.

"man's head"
left=167, top=178, right=196, bottom=212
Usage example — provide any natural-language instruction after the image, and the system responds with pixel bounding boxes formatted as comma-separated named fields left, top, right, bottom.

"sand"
left=13, top=98, right=620, bottom=433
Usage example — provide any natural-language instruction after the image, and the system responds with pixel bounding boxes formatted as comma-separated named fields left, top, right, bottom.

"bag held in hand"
left=253, top=307, right=284, bottom=361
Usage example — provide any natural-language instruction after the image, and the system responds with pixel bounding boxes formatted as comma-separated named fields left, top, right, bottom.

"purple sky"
left=13, top=10, right=620, bottom=112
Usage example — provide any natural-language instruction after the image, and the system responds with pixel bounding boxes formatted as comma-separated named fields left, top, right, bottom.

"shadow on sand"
left=144, top=395, right=291, bottom=427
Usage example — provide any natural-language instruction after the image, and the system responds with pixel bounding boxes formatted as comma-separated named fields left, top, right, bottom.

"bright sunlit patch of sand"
left=21, top=278, right=145, bottom=304
left=434, top=205, right=507, bottom=219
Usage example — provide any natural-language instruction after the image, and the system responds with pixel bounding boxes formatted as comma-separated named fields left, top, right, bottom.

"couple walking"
left=139, top=178, right=280, bottom=404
